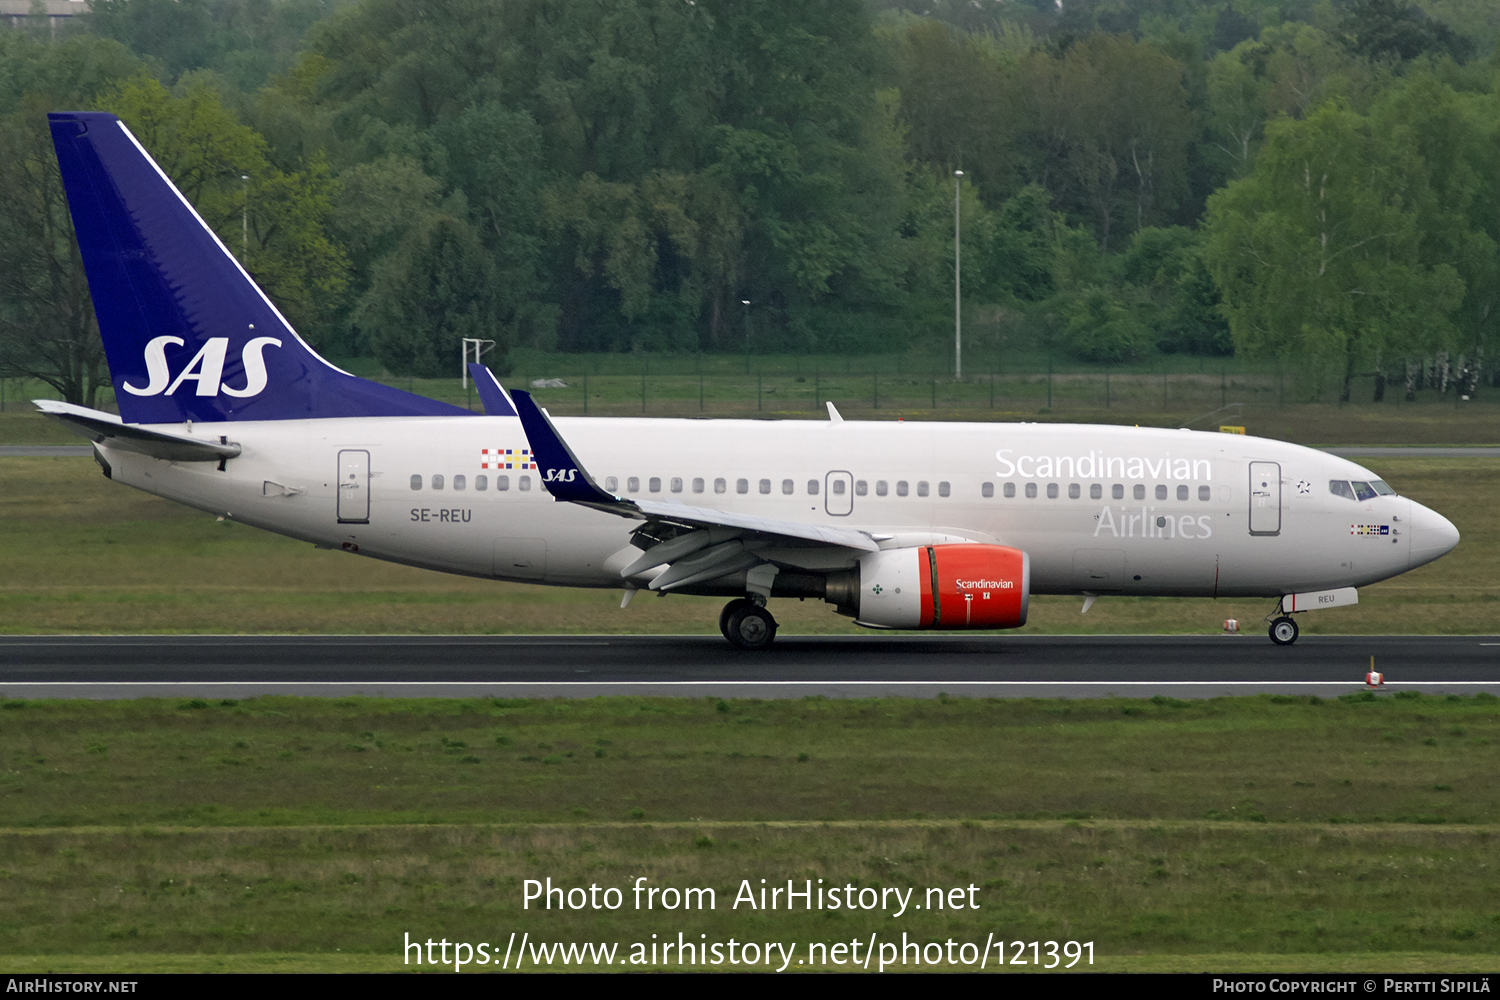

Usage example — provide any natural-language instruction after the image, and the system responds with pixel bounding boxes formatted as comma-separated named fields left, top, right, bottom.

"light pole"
left=954, top=169, right=963, bottom=380
left=742, top=299, right=751, bottom=374
left=241, top=174, right=250, bottom=262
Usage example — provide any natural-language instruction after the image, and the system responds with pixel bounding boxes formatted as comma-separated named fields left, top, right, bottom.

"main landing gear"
left=719, top=597, right=778, bottom=651
left=1268, top=615, right=1300, bottom=646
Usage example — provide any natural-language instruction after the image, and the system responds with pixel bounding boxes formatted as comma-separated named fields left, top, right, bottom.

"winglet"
left=466, top=363, right=518, bottom=416
left=510, top=389, right=620, bottom=504
left=826, top=401, right=843, bottom=424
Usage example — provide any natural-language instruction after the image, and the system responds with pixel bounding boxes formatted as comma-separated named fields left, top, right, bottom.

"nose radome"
left=1408, top=501, right=1460, bottom=569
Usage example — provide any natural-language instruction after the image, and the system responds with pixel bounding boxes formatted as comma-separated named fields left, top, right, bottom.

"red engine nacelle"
left=849, top=544, right=1030, bottom=630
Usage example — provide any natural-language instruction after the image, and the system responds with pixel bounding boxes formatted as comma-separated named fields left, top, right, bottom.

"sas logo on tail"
left=124, top=335, right=281, bottom=398
left=543, top=468, right=578, bottom=483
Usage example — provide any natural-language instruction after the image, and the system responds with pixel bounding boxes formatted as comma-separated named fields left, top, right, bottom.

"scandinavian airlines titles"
left=994, top=448, right=1212, bottom=482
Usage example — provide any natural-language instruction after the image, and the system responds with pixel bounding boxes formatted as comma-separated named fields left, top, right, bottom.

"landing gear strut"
left=720, top=598, right=777, bottom=650
left=1268, top=616, right=1299, bottom=646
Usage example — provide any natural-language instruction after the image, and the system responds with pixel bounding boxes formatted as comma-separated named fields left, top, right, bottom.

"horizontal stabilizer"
left=35, top=400, right=241, bottom=462
left=467, top=364, right=517, bottom=416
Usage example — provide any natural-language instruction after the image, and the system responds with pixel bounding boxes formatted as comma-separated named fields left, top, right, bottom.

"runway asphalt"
left=1, top=633, right=1496, bottom=700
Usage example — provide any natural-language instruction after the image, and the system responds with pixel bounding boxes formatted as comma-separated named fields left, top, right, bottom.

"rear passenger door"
left=337, top=449, right=370, bottom=524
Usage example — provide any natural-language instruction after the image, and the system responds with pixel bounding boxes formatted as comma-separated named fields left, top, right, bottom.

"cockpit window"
left=1371, top=480, right=1396, bottom=495
left=1329, top=480, right=1356, bottom=501
left=1350, top=481, right=1378, bottom=501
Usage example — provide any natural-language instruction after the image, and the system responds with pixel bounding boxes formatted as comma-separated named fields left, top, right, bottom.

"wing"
left=509, top=389, right=878, bottom=593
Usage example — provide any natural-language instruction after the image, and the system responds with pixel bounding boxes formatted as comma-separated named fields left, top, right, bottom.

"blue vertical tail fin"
left=49, top=111, right=471, bottom=423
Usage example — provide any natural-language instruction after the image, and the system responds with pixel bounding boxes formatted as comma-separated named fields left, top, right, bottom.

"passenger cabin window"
left=1003, top=482, right=1015, bottom=498
left=917, top=481, right=929, bottom=497
left=876, top=481, right=888, bottom=496
left=1155, top=484, right=1167, bottom=500
left=781, top=479, right=794, bottom=495
left=1090, top=484, right=1102, bottom=500
left=831, top=480, right=844, bottom=495
left=692, top=478, right=705, bottom=494
left=518, top=476, right=531, bottom=491
left=1046, top=483, right=1058, bottom=499
left=855, top=480, right=867, bottom=496
left=453, top=475, right=466, bottom=491
left=938, top=481, right=950, bottom=497
left=432, top=474, right=444, bottom=490
left=497, top=475, right=510, bottom=491
left=1176, top=485, right=1188, bottom=501
left=605, top=476, right=618, bottom=491
left=476, top=475, right=488, bottom=491
left=715, top=478, right=727, bottom=494
left=410, top=475, right=422, bottom=491
left=896, top=481, right=909, bottom=497
left=1025, top=483, right=1037, bottom=498
left=627, top=477, right=640, bottom=493
left=808, top=480, right=820, bottom=495
left=1133, top=484, right=1146, bottom=500
left=1112, top=484, right=1124, bottom=500
left=1068, top=483, right=1080, bottom=499
left=670, top=477, right=683, bottom=493
left=737, top=479, right=749, bottom=494
left=982, top=482, right=995, bottom=498
left=649, top=477, right=661, bottom=493
left=759, top=479, right=771, bottom=494
left=1198, top=485, right=1210, bottom=501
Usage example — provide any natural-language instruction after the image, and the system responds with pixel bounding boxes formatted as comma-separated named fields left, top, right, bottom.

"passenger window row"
left=598, top=477, right=954, bottom=498
left=410, top=474, right=530, bottom=492
left=408, top=473, right=1216, bottom=505
left=989, top=482, right=1213, bottom=501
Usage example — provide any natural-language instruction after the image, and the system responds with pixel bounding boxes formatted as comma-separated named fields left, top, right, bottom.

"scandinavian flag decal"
left=481, top=448, right=535, bottom=470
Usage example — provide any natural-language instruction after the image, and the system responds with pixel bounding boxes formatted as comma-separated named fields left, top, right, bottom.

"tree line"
left=0, top=0, right=1497, bottom=406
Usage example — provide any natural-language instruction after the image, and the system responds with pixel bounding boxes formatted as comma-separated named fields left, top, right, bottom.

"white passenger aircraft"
left=37, top=112, right=1460, bottom=649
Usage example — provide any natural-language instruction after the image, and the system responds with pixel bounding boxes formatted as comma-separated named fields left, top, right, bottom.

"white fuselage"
left=93, top=416, right=1457, bottom=601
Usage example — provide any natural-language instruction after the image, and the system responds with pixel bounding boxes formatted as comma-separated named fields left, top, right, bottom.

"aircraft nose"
left=1407, top=500, right=1459, bottom=569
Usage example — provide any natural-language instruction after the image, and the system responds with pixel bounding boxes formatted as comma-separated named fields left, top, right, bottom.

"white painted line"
left=2, top=680, right=1497, bottom=688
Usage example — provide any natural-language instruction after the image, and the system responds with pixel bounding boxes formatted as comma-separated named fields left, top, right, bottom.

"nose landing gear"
left=720, top=597, right=778, bottom=650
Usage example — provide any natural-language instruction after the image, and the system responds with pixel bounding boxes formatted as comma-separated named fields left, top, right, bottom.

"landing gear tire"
left=1269, top=616, right=1299, bottom=646
left=719, top=598, right=754, bottom=641
left=725, top=604, right=778, bottom=651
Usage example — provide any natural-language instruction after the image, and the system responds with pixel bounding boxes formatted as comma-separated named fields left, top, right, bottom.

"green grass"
left=1, top=695, right=1499, bottom=970
left=8, top=355, right=1500, bottom=443
left=3, top=693, right=1497, bottom=829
